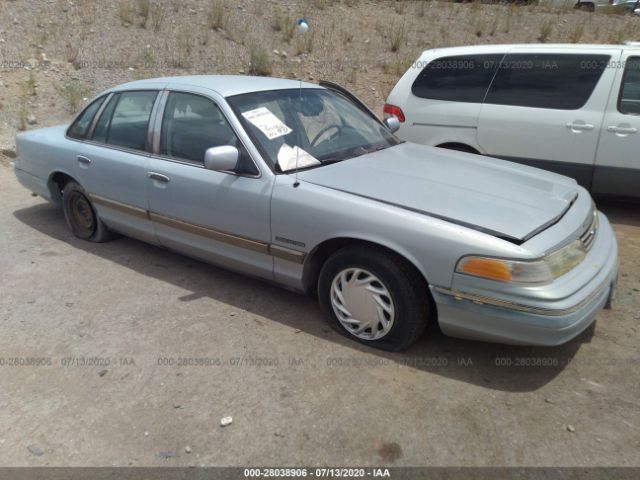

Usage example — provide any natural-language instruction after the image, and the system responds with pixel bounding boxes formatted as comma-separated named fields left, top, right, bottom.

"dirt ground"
left=0, top=157, right=639, bottom=467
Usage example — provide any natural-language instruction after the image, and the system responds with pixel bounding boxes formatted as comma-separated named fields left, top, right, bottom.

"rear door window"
left=411, top=54, right=504, bottom=103
left=619, top=57, right=640, bottom=115
left=91, top=91, right=158, bottom=151
left=484, top=53, right=610, bottom=110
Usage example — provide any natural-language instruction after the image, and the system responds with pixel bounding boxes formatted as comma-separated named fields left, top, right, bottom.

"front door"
left=146, top=90, right=274, bottom=280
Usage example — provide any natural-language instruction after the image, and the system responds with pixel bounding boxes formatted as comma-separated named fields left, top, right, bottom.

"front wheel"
left=318, top=246, right=430, bottom=351
left=62, top=181, right=114, bottom=242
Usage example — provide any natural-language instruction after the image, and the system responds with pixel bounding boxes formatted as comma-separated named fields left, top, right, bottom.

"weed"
left=248, top=45, right=272, bottom=76
left=18, top=102, right=28, bottom=131
left=296, top=30, right=315, bottom=55
left=207, top=0, right=226, bottom=30
left=65, top=43, right=81, bottom=69
left=149, top=2, right=165, bottom=32
left=118, top=0, right=135, bottom=25
left=23, top=72, right=37, bottom=97
left=538, top=19, right=553, bottom=42
left=56, top=82, right=89, bottom=114
left=388, top=21, right=407, bottom=52
left=137, top=0, right=150, bottom=27
left=171, top=28, right=193, bottom=68
left=570, top=23, right=584, bottom=43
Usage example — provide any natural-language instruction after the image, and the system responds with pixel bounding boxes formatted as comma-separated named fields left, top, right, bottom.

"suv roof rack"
left=623, top=41, right=640, bottom=46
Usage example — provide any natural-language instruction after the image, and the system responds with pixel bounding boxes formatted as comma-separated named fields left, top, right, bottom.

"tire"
left=62, top=181, right=114, bottom=242
left=317, top=246, right=430, bottom=351
left=575, top=2, right=595, bottom=11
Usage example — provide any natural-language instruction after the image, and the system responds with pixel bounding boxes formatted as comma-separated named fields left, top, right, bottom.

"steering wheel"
left=310, top=124, right=342, bottom=147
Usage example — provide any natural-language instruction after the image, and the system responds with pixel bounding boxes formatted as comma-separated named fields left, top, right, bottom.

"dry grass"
left=65, top=43, right=81, bottom=69
left=570, top=23, right=584, bottom=43
left=23, top=72, right=37, bottom=98
left=170, top=28, right=194, bottom=68
left=207, top=0, right=226, bottom=30
left=17, top=102, right=28, bottom=132
left=272, top=8, right=295, bottom=42
left=538, top=19, right=554, bottom=42
left=137, top=0, right=150, bottom=27
left=56, top=82, right=89, bottom=114
left=388, top=20, right=407, bottom=52
left=295, top=31, right=316, bottom=55
left=149, top=2, right=165, bottom=32
left=118, top=0, right=135, bottom=25
left=248, top=45, right=272, bottom=76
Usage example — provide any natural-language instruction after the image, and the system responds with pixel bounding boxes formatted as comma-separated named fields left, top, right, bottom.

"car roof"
left=112, top=75, right=322, bottom=97
left=420, top=43, right=640, bottom=57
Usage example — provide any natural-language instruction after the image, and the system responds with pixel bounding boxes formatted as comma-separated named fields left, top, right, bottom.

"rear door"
left=592, top=54, right=640, bottom=197
left=75, top=89, right=161, bottom=244
left=477, top=47, right=621, bottom=189
left=394, top=51, right=505, bottom=147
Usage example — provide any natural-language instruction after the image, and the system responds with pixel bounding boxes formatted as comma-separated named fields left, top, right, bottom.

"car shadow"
left=13, top=202, right=598, bottom=393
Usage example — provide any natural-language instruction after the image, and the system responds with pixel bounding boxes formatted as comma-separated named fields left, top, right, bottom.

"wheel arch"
left=435, top=142, right=481, bottom=155
left=47, top=170, right=79, bottom=205
left=302, top=237, right=432, bottom=296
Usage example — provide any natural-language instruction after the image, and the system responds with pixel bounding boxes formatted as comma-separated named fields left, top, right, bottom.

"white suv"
left=385, top=43, right=640, bottom=198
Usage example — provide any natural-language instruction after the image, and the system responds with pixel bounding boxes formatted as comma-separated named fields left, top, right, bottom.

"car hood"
left=297, top=143, right=579, bottom=242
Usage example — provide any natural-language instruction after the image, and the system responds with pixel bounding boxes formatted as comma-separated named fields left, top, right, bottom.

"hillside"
left=0, top=0, right=638, bottom=154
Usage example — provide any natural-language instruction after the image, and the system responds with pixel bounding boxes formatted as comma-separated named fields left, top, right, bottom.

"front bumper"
left=430, top=212, right=619, bottom=346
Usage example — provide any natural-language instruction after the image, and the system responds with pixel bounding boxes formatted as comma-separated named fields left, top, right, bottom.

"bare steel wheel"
left=62, top=181, right=115, bottom=242
left=318, top=245, right=430, bottom=351
left=330, top=268, right=395, bottom=340
left=68, top=190, right=95, bottom=236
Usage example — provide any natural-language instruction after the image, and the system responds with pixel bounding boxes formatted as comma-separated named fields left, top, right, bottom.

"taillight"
left=383, top=103, right=405, bottom=123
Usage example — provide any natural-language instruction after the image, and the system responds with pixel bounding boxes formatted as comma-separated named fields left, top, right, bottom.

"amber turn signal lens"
left=459, top=258, right=512, bottom=282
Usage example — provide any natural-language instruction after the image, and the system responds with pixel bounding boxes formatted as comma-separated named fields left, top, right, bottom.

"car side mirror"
left=383, top=116, right=400, bottom=133
left=204, top=145, right=239, bottom=172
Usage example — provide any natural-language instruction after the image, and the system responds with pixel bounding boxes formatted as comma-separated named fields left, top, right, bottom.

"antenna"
left=293, top=78, right=302, bottom=188
left=293, top=18, right=308, bottom=189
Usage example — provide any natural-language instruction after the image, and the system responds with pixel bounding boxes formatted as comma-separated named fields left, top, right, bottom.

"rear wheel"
left=318, top=246, right=430, bottom=351
left=62, top=181, right=114, bottom=242
left=575, top=2, right=595, bottom=11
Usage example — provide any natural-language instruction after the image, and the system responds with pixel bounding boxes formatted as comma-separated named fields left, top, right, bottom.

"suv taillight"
left=383, top=103, right=405, bottom=123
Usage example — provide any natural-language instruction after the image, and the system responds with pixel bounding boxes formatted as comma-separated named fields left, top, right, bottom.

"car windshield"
left=227, top=88, right=400, bottom=173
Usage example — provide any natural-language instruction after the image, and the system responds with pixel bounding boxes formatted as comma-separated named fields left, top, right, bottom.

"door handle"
left=148, top=172, right=170, bottom=183
left=566, top=122, right=595, bottom=131
left=76, top=155, right=92, bottom=165
left=607, top=126, right=638, bottom=134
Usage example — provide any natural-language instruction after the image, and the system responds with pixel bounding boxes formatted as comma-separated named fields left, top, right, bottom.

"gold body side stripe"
left=90, top=194, right=305, bottom=264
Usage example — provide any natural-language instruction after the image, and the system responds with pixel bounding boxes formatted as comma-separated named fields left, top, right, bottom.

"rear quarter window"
left=484, top=53, right=610, bottom=110
left=619, top=57, right=640, bottom=115
left=67, top=96, right=105, bottom=139
left=411, top=54, right=504, bottom=103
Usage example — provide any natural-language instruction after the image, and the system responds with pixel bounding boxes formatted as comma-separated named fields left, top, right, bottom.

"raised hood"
left=297, top=143, right=580, bottom=243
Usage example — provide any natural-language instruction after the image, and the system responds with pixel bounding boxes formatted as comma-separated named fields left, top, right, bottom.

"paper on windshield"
left=277, top=144, right=321, bottom=172
left=241, top=107, right=292, bottom=140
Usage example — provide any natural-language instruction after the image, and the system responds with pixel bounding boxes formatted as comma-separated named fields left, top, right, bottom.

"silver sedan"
left=13, top=76, right=619, bottom=351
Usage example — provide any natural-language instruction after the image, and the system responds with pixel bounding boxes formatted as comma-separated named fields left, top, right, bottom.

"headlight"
left=457, top=239, right=587, bottom=284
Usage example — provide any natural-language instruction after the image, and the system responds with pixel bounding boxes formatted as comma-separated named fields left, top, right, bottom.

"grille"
left=580, top=210, right=598, bottom=252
